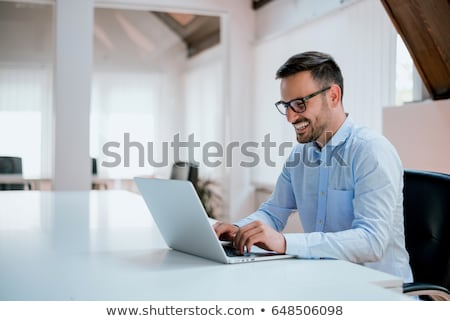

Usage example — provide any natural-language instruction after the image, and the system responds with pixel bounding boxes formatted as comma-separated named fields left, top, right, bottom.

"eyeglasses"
left=274, top=86, right=331, bottom=115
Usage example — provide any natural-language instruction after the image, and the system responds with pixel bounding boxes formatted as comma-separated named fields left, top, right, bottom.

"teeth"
left=295, top=121, right=309, bottom=130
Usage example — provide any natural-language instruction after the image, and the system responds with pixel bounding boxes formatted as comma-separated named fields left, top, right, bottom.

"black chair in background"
left=170, top=161, right=198, bottom=189
left=0, top=156, right=30, bottom=190
left=402, top=169, right=450, bottom=300
left=91, top=157, right=108, bottom=190
left=92, top=158, right=98, bottom=176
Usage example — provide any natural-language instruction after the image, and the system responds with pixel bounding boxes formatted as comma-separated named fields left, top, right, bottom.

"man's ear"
left=328, top=84, right=341, bottom=107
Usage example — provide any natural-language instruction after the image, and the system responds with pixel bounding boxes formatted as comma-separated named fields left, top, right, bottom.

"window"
left=395, top=34, right=414, bottom=105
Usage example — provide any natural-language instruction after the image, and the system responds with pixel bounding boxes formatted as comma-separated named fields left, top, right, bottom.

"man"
left=214, top=51, right=413, bottom=282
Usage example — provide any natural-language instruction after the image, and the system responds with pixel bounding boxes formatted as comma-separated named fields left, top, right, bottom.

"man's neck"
left=315, top=112, right=348, bottom=149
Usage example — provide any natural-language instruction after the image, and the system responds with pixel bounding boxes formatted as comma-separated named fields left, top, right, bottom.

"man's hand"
left=234, top=221, right=286, bottom=254
left=213, top=221, right=239, bottom=241
left=214, top=221, right=286, bottom=255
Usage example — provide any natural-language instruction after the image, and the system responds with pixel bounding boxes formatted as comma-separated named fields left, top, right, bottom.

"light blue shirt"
left=236, top=116, right=413, bottom=282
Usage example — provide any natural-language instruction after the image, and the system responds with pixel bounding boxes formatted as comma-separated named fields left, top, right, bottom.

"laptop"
left=134, top=177, right=294, bottom=264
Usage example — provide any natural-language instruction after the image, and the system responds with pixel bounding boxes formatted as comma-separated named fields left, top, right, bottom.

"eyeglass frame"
left=274, top=86, right=331, bottom=115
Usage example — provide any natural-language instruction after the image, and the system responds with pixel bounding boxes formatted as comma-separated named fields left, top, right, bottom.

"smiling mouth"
left=294, top=121, right=310, bottom=133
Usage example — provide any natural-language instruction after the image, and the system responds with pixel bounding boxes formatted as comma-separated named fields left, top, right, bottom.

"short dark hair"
left=275, top=51, right=344, bottom=100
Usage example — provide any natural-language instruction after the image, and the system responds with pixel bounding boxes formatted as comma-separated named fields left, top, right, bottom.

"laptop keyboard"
left=223, top=244, right=283, bottom=258
left=223, top=245, right=245, bottom=257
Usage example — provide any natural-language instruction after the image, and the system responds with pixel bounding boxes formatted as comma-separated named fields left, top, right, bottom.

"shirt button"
left=321, top=191, right=326, bottom=196
left=319, top=220, right=323, bottom=225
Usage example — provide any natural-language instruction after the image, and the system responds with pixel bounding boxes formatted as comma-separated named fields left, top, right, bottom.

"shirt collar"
left=303, top=114, right=353, bottom=160
left=321, top=114, right=353, bottom=149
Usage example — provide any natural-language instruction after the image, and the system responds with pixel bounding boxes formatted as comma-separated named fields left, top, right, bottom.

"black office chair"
left=170, top=161, right=199, bottom=189
left=402, top=169, right=450, bottom=300
left=0, top=156, right=30, bottom=190
left=92, top=157, right=98, bottom=176
left=91, top=157, right=108, bottom=190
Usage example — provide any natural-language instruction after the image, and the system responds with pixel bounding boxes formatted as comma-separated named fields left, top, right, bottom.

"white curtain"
left=183, top=48, right=224, bottom=179
left=90, top=71, right=162, bottom=178
left=0, top=65, right=53, bottom=178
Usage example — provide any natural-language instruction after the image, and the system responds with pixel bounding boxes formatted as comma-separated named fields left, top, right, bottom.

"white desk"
left=0, top=191, right=409, bottom=301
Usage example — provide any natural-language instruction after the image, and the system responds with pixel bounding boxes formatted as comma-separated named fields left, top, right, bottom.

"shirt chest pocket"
left=325, top=189, right=354, bottom=232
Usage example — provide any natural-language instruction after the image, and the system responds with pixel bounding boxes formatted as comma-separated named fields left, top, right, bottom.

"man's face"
left=279, top=71, right=331, bottom=145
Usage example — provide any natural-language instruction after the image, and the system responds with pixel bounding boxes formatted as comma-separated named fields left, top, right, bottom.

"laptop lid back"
left=134, top=177, right=227, bottom=263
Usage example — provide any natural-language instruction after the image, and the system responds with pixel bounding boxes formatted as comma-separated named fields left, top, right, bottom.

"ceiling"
left=153, top=1, right=273, bottom=57
left=152, top=11, right=220, bottom=58
left=252, top=0, right=274, bottom=10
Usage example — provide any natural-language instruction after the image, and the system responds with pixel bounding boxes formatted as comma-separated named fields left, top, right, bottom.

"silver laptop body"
left=134, top=177, right=294, bottom=264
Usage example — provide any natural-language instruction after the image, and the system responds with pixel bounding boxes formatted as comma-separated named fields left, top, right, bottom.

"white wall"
left=383, top=99, right=450, bottom=174
left=53, top=0, right=93, bottom=190
left=255, top=0, right=362, bottom=42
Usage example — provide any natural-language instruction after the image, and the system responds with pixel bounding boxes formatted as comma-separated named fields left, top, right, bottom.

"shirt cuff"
left=284, top=233, right=310, bottom=258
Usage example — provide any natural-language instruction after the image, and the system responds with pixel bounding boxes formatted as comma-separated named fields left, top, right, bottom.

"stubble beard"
left=295, top=100, right=329, bottom=144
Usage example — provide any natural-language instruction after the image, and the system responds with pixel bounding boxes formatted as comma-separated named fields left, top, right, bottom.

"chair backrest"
left=0, top=156, right=25, bottom=190
left=170, top=162, right=198, bottom=189
left=403, top=169, right=450, bottom=289
left=92, top=158, right=98, bottom=175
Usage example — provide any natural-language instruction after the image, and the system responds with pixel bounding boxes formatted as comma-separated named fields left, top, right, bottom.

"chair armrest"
left=403, top=282, right=450, bottom=301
